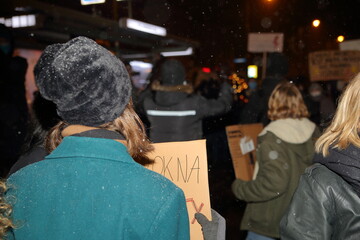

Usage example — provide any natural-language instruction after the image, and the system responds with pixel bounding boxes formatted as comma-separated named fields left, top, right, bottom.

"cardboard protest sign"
left=309, top=50, right=360, bottom=81
left=146, top=140, right=211, bottom=240
left=225, top=124, right=263, bottom=181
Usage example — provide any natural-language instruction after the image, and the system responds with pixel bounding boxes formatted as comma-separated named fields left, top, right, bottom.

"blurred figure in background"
left=143, top=59, right=233, bottom=143
left=245, top=78, right=258, bottom=98
left=240, top=53, right=288, bottom=125
left=0, top=24, right=29, bottom=177
left=8, top=91, right=60, bottom=176
left=232, top=81, right=320, bottom=240
left=308, top=82, right=335, bottom=129
left=291, top=75, right=322, bottom=129
left=281, top=73, right=360, bottom=240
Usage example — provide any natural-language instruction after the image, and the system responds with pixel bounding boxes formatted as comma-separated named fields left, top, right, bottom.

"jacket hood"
left=314, top=145, right=360, bottom=197
left=259, top=118, right=316, bottom=144
left=151, top=81, right=193, bottom=107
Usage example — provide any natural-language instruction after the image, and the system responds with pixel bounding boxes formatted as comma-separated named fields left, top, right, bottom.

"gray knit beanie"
left=34, top=36, right=132, bottom=126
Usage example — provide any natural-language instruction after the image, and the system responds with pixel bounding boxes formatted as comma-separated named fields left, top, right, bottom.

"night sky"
left=12, top=0, right=360, bottom=75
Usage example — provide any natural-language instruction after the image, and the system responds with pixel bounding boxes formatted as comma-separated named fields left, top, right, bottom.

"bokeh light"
left=337, top=35, right=345, bottom=43
left=312, top=19, right=320, bottom=27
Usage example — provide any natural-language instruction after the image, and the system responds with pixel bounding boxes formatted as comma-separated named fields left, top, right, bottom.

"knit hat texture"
left=34, top=36, right=132, bottom=126
left=160, top=59, right=186, bottom=86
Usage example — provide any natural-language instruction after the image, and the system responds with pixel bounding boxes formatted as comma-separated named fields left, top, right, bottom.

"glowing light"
left=247, top=65, right=258, bottom=79
left=312, top=19, right=320, bottom=28
left=80, top=0, right=105, bottom=5
left=119, top=18, right=166, bottom=36
left=161, top=47, right=193, bottom=57
left=337, top=35, right=345, bottom=43
left=202, top=67, right=211, bottom=73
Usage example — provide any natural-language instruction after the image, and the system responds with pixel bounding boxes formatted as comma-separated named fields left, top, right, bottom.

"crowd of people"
left=1, top=29, right=359, bottom=240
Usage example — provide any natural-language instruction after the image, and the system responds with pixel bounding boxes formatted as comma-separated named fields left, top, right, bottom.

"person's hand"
left=195, top=209, right=226, bottom=240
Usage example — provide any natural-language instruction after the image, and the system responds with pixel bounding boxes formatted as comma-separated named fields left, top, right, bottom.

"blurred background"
left=1, top=0, right=359, bottom=239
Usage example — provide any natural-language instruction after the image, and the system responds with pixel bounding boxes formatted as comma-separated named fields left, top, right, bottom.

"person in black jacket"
left=0, top=24, right=29, bottom=177
left=240, top=53, right=289, bottom=126
left=280, top=72, right=360, bottom=239
left=8, top=91, right=60, bottom=176
left=143, top=59, right=233, bottom=143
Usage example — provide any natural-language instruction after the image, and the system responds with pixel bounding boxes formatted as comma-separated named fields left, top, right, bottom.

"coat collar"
left=46, top=135, right=133, bottom=164
left=259, top=118, right=316, bottom=144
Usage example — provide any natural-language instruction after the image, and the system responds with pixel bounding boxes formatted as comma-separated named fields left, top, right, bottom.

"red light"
left=202, top=67, right=211, bottom=73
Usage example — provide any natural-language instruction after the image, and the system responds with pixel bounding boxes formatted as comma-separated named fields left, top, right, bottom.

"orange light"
left=312, top=19, right=320, bottom=27
left=337, top=35, right=345, bottom=43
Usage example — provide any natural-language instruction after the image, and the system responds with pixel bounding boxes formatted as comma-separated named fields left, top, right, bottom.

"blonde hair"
left=0, top=180, right=14, bottom=239
left=316, top=73, right=360, bottom=156
left=268, top=81, right=309, bottom=121
left=46, top=100, right=154, bottom=164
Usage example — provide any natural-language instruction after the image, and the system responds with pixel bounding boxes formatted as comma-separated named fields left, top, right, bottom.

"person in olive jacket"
left=6, top=37, right=190, bottom=240
left=280, top=73, right=360, bottom=240
left=232, top=82, right=320, bottom=240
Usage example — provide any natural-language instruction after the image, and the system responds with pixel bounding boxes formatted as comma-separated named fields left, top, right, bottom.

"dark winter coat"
left=280, top=145, right=360, bottom=240
left=232, top=118, right=319, bottom=238
left=6, top=130, right=189, bottom=240
left=143, top=82, right=232, bottom=143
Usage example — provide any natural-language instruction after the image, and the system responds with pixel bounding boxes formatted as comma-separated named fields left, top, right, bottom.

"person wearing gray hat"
left=5, top=37, right=190, bottom=240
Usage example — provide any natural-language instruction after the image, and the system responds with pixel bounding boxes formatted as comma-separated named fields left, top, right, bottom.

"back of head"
left=160, top=59, right=186, bottom=86
left=34, top=36, right=153, bottom=161
left=34, top=36, right=132, bottom=127
left=316, top=73, right=360, bottom=155
left=268, top=81, right=309, bottom=121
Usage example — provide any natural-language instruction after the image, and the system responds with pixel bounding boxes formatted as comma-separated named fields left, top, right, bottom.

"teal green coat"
left=7, top=136, right=190, bottom=240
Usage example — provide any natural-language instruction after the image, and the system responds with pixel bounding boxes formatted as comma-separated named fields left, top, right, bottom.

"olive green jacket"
left=232, top=118, right=320, bottom=238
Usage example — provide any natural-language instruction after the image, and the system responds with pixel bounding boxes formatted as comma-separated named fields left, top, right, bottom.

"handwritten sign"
left=146, top=140, right=211, bottom=240
left=225, top=124, right=263, bottom=181
left=309, top=50, right=360, bottom=81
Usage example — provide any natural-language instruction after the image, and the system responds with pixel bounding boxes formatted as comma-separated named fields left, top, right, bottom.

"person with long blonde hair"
left=232, top=81, right=320, bottom=240
left=6, top=36, right=189, bottom=240
left=281, top=73, right=360, bottom=240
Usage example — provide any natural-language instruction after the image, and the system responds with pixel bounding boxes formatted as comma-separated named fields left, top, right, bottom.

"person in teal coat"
left=6, top=36, right=190, bottom=240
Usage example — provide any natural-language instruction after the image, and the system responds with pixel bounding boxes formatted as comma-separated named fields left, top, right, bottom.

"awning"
left=3, top=0, right=199, bottom=59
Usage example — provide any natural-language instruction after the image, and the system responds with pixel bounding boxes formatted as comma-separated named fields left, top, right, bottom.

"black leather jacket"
left=280, top=162, right=360, bottom=239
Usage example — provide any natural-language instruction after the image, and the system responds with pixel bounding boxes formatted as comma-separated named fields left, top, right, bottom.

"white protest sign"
left=248, top=33, right=284, bottom=53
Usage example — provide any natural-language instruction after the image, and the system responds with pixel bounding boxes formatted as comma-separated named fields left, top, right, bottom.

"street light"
left=312, top=19, right=320, bottom=27
left=337, top=35, right=345, bottom=43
